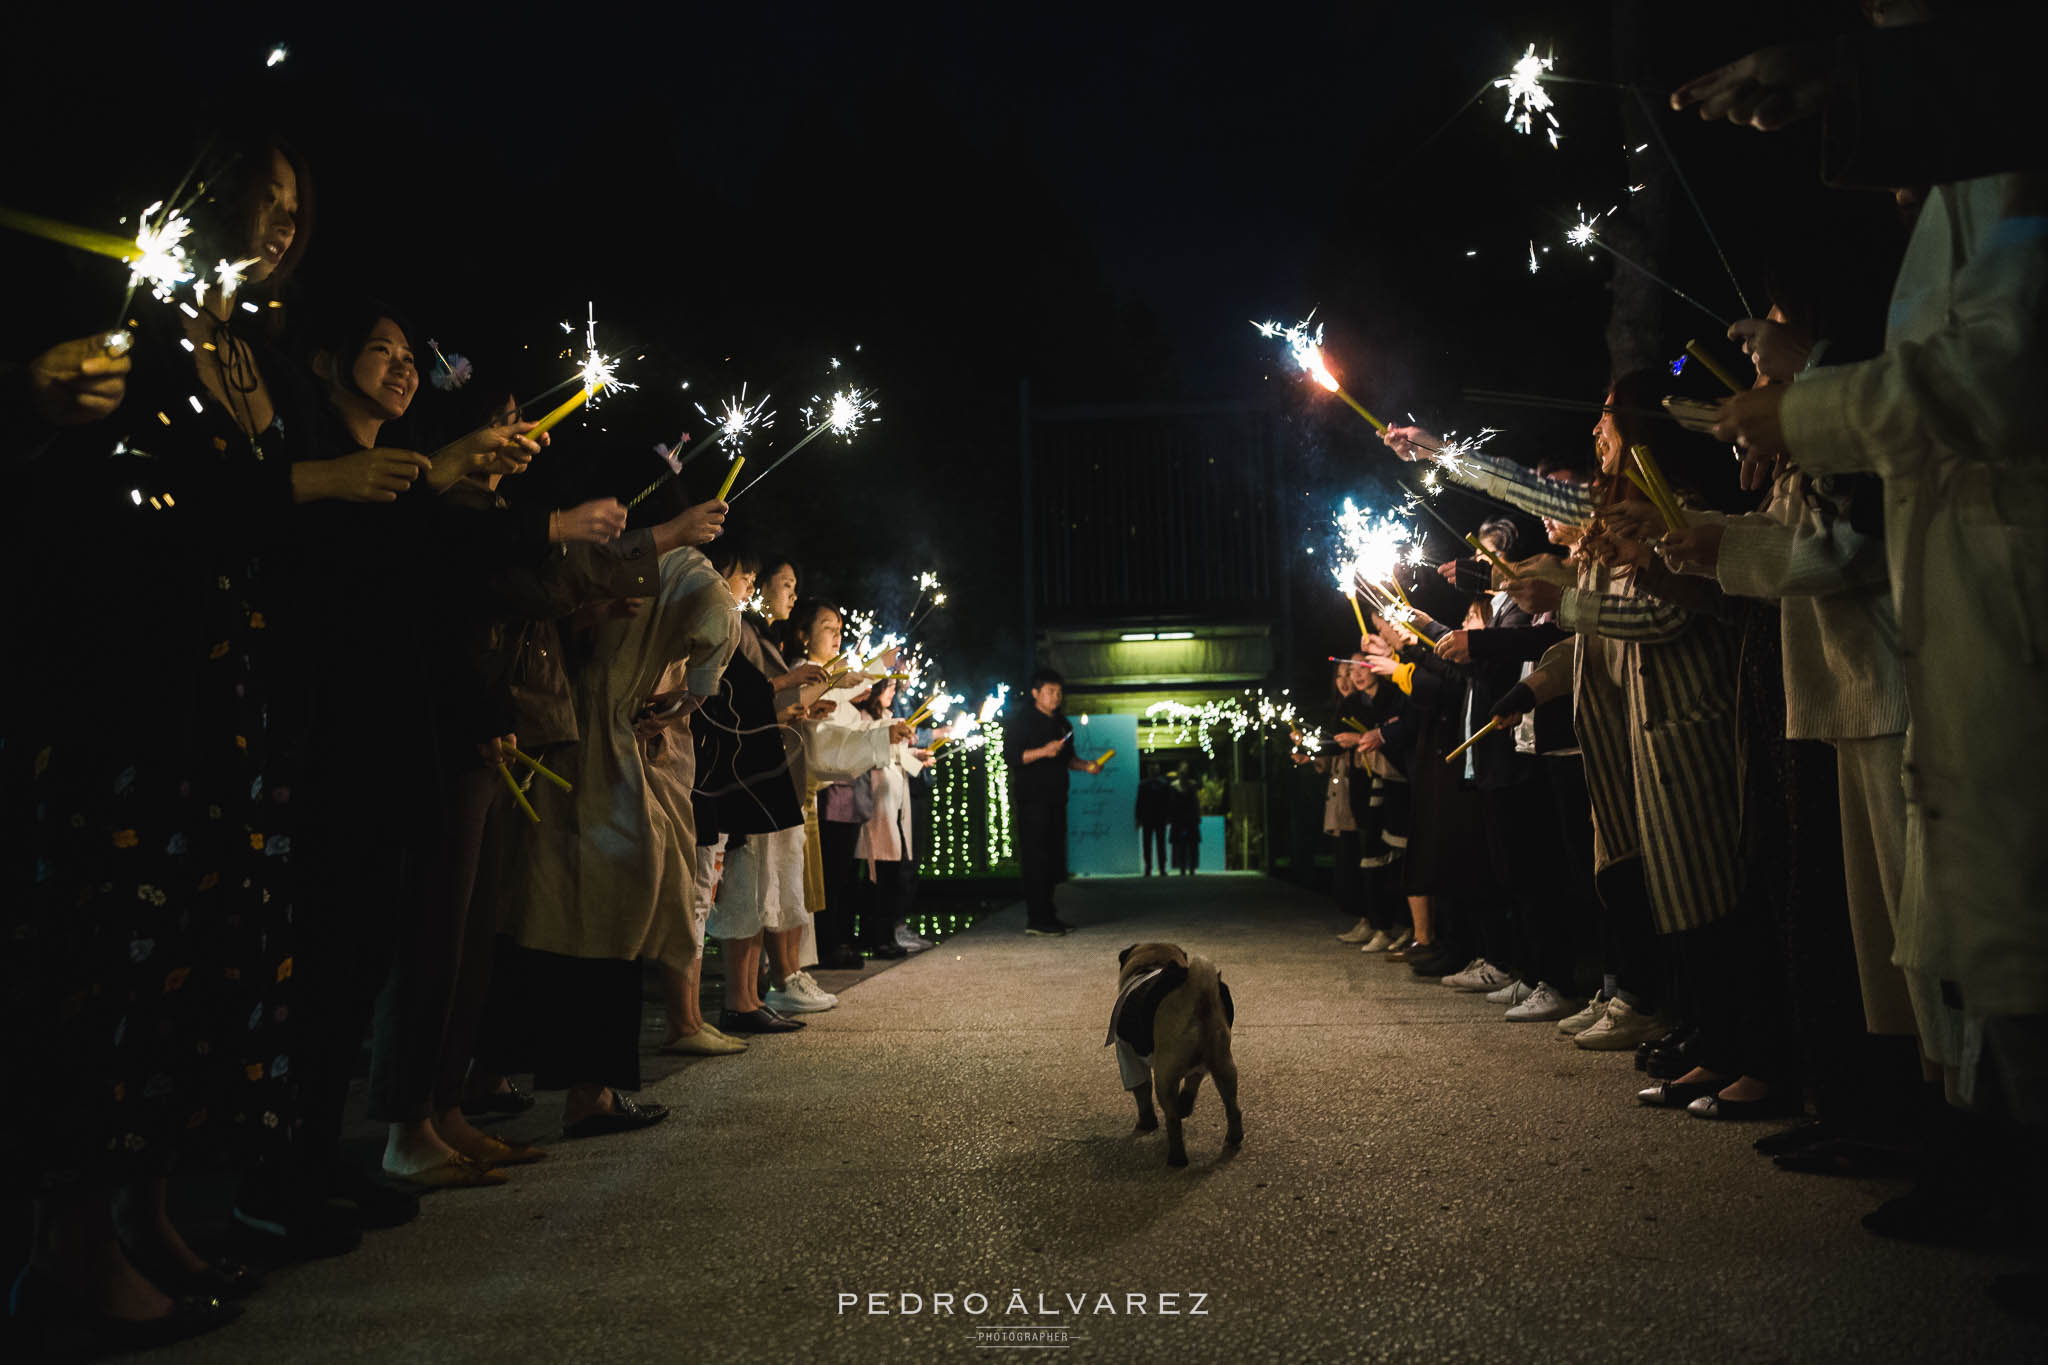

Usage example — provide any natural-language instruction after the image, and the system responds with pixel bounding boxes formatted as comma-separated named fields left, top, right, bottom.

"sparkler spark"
left=1252, top=314, right=1340, bottom=393
left=1494, top=43, right=1561, bottom=148
left=128, top=203, right=195, bottom=302
left=800, top=387, right=877, bottom=439
left=266, top=44, right=288, bottom=67
left=575, top=302, right=636, bottom=404
left=695, top=385, right=774, bottom=451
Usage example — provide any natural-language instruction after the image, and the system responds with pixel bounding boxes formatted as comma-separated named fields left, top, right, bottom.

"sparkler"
left=518, top=302, right=637, bottom=416
left=0, top=201, right=198, bottom=307
left=1560, top=204, right=1731, bottom=329
left=1251, top=315, right=1386, bottom=433
left=1682, top=339, right=1745, bottom=395
left=726, top=385, right=877, bottom=502
left=1494, top=43, right=1560, bottom=147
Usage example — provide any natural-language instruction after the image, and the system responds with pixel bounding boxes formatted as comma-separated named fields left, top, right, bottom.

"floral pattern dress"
left=2, top=307, right=299, bottom=1188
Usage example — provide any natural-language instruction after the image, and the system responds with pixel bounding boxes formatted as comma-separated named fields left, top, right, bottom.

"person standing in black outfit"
left=1002, top=668, right=1105, bottom=936
left=1135, top=772, right=1171, bottom=876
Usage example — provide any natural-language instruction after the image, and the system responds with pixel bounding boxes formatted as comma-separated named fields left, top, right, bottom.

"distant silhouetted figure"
left=1135, top=774, right=1171, bottom=875
left=1169, top=772, right=1201, bottom=875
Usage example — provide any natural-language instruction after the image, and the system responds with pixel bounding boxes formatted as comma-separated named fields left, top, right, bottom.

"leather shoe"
left=1637, top=1078, right=1725, bottom=1109
left=460, top=1079, right=536, bottom=1117
left=1687, top=1090, right=1805, bottom=1121
left=867, top=941, right=909, bottom=959
left=820, top=945, right=865, bottom=971
left=719, top=1007, right=805, bottom=1034
left=561, top=1094, right=669, bottom=1139
left=386, top=1154, right=508, bottom=1191
left=8, top=1266, right=242, bottom=1352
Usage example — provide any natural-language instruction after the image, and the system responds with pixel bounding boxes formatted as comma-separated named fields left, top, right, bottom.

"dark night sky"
left=6, top=2, right=1879, bottom=686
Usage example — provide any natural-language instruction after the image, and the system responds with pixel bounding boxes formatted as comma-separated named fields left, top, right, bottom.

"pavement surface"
left=154, top=874, right=2041, bottom=1364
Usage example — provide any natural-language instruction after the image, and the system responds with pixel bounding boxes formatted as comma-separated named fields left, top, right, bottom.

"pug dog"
left=1109, top=943, right=1242, bottom=1167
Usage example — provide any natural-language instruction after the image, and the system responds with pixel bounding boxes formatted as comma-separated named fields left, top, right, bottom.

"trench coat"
left=1778, top=175, right=2048, bottom=1017
left=506, top=548, right=736, bottom=966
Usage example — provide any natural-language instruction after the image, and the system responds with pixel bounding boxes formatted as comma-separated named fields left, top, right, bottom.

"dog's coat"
left=1113, top=943, right=1244, bottom=1166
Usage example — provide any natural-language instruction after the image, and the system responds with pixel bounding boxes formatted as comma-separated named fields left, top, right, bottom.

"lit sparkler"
left=1560, top=205, right=1731, bottom=329
left=1252, top=314, right=1387, bottom=433
left=127, top=202, right=197, bottom=302
left=727, top=383, right=878, bottom=503
left=1494, top=43, right=1560, bottom=148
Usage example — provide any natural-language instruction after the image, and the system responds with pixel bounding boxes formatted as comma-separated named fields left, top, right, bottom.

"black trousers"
left=1544, top=755, right=1600, bottom=995
left=1592, top=859, right=1667, bottom=1012
left=1482, top=769, right=1576, bottom=989
left=1016, top=799, right=1066, bottom=925
left=501, top=947, right=643, bottom=1093
left=1140, top=823, right=1167, bottom=873
left=817, top=818, right=862, bottom=953
left=865, top=860, right=908, bottom=948
left=368, top=764, right=498, bottom=1123
left=1330, top=829, right=1365, bottom=920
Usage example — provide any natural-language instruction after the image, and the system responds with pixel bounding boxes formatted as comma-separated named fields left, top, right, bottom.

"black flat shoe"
left=323, top=1162, right=422, bottom=1230
left=120, top=1243, right=263, bottom=1303
left=561, top=1094, right=669, bottom=1139
left=719, top=1007, right=805, bottom=1034
left=461, top=1080, right=536, bottom=1117
left=1024, top=922, right=1071, bottom=937
left=8, top=1266, right=243, bottom=1352
left=867, top=941, right=909, bottom=959
left=1772, top=1138, right=1916, bottom=1178
left=228, top=1194, right=363, bottom=1264
left=1753, top=1120, right=1833, bottom=1156
left=820, top=945, right=866, bottom=971
left=1687, top=1091, right=1805, bottom=1121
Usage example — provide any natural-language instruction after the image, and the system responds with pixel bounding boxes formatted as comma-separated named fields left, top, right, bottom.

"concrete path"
left=159, top=875, right=2039, bottom=1363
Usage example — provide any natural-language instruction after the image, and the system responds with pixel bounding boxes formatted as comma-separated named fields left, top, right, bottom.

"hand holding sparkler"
left=548, top=498, right=629, bottom=545
left=426, top=418, right=545, bottom=491
left=27, top=333, right=132, bottom=426
left=294, top=448, right=431, bottom=505
left=1657, top=523, right=1726, bottom=579
left=668, top=498, right=729, bottom=547
left=1670, top=44, right=1832, bottom=131
left=1503, top=576, right=1563, bottom=615
left=1723, top=319, right=1811, bottom=386
left=1712, top=387, right=1792, bottom=491
left=1381, top=424, right=1443, bottom=463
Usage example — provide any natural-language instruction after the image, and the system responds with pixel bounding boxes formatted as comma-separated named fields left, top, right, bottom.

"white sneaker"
left=1337, top=918, right=1373, bottom=944
left=1380, top=929, right=1415, bottom=955
left=766, top=973, right=835, bottom=1013
left=793, top=970, right=838, bottom=1006
left=1556, top=995, right=1609, bottom=1037
left=893, top=924, right=933, bottom=953
left=1358, top=930, right=1395, bottom=953
left=1485, top=978, right=1533, bottom=1006
left=1574, top=997, right=1666, bottom=1050
left=1443, top=958, right=1514, bottom=992
left=1504, top=982, right=1580, bottom=1022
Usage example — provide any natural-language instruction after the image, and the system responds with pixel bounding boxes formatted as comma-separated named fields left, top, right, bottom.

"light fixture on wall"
left=1119, top=632, right=1157, bottom=642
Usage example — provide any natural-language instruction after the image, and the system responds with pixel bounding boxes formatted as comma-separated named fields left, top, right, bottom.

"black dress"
left=2, top=308, right=303, bottom=1188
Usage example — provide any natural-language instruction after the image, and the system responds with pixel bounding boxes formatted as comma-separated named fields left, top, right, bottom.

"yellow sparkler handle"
left=510, top=746, right=572, bottom=792
left=527, top=380, right=603, bottom=438
left=1463, top=533, right=1520, bottom=583
left=1342, top=718, right=1372, bottom=733
left=1684, top=339, right=1746, bottom=396
left=1333, top=385, right=1389, bottom=434
left=1089, top=748, right=1116, bottom=773
left=715, top=454, right=746, bottom=501
left=1629, top=444, right=1689, bottom=530
left=1443, top=716, right=1503, bottom=764
left=0, top=205, right=138, bottom=263
left=1349, top=593, right=1369, bottom=637
left=498, top=763, right=541, bottom=823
